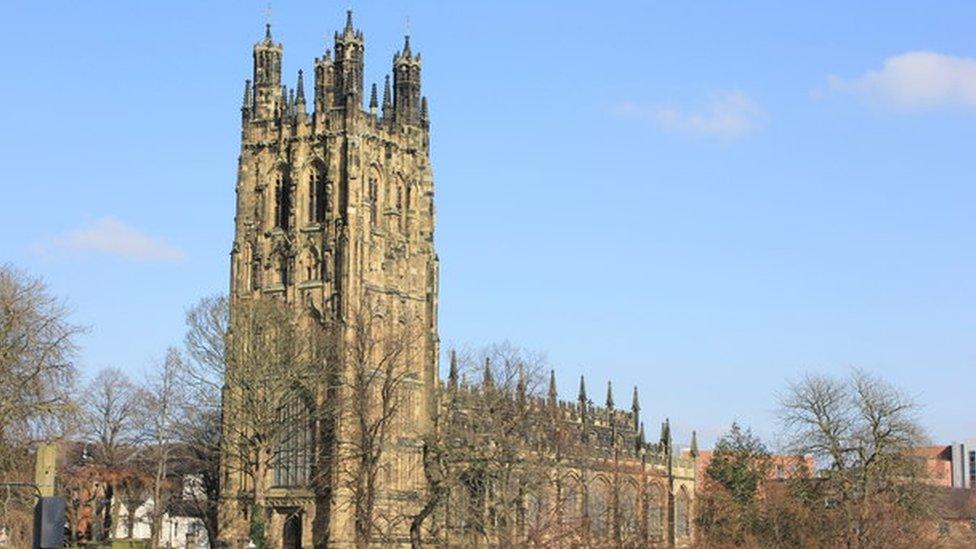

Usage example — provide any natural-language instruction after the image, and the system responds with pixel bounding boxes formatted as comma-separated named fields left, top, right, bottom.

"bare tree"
left=179, top=295, right=229, bottom=548
left=0, top=264, right=81, bottom=470
left=410, top=343, right=552, bottom=548
left=80, top=367, right=142, bottom=540
left=174, top=407, right=221, bottom=548
left=139, top=348, right=188, bottom=548
left=0, top=264, right=81, bottom=548
left=337, top=296, right=422, bottom=548
left=84, top=368, right=141, bottom=465
left=778, top=369, right=932, bottom=548
left=183, top=294, right=228, bottom=403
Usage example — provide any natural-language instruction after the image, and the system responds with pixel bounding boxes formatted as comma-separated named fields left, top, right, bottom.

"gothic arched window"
left=275, top=171, right=291, bottom=230
left=278, top=254, right=290, bottom=287
left=588, top=477, right=611, bottom=538
left=620, top=481, right=639, bottom=542
left=675, top=486, right=691, bottom=538
left=560, top=475, right=581, bottom=521
left=308, top=166, right=326, bottom=224
left=647, top=484, right=665, bottom=541
left=273, top=389, right=313, bottom=487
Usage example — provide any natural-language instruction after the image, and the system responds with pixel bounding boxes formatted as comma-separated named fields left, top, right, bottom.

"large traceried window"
left=560, top=475, right=581, bottom=522
left=588, top=477, right=611, bottom=537
left=619, top=481, right=639, bottom=542
left=675, top=486, right=691, bottom=538
left=647, top=484, right=665, bottom=541
left=273, top=389, right=312, bottom=487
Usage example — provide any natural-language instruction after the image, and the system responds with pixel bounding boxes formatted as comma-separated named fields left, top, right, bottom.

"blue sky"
left=2, top=1, right=974, bottom=449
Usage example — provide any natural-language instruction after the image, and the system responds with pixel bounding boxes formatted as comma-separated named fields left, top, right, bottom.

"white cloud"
left=827, top=51, right=976, bottom=111
left=614, top=91, right=766, bottom=138
left=39, top=217, right=186, bottom=262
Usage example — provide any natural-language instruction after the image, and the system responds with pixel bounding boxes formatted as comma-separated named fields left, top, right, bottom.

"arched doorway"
left=282, top=512, right=302, bottom=549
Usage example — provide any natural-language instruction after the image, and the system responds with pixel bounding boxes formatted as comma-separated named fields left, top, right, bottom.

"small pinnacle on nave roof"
left=483, top=357, right=494, bottom=389
left=448, top=350, right=458, bottom=388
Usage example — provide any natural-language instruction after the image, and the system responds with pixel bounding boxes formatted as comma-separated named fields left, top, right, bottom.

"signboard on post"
left=32, top=497, right=65, bottom=549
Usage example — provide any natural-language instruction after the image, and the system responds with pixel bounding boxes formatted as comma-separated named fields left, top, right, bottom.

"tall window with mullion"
left=274, top=389, right=313, bottom=487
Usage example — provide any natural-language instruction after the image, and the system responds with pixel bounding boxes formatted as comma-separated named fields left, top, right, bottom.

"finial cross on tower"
left=264, top=3, right=273, bottom=26
left=405, top=15, right=411, bottom=37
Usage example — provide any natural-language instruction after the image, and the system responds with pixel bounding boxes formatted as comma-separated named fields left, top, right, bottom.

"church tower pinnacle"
left=393, top=34, right=423, bottom=125
left=251, top=23, right=283, bottom=120
left=333, top=10, right=364, bottom=106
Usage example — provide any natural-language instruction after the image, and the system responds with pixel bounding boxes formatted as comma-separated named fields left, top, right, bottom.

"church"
left=218, top=12, right=696, bottom=548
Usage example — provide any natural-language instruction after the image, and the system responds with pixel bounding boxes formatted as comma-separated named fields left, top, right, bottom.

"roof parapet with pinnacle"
left=335, top=9, right=363, bottom=43
left=395, top=34, right=421, bottom=66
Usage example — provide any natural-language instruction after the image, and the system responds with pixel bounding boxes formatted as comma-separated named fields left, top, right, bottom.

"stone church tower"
left=220, top=12, right=438, bottom=547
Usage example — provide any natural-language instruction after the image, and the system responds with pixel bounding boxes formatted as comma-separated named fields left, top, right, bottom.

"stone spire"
left=265, top=22, right=272, bottom=42
left=579, top=375, right=589, bottom=441
left=690, top=430, right=699, bottom=458
left=382, top=74, right=392, bottom=118
left=660, top=418, right=672, bottom=454
left=448, top=350, right=458, bottom=391
left=483, top=357, right=494, bottom=390
left=631, top=385, right=641, bottom=430
left=420, top=96, right=429, bottom=126
left=369, top=82, right=378, bottom=113
left=296, top=70, right=305, bottom=102
left=606, top=380, right=614, bottom=410
left=295, top=71, right=307, bottom=123
left=638, top=421, right=646, bottom=447
left=548, top=370, right=557, bottom=405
